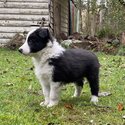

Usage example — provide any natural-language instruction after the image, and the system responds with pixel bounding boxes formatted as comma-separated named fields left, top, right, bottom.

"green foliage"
left=77, top=0, right=125, bottom=36
left=97, top=27, right=111, bottom=38
left=102, top=0, right=125, bottom=35
left=117, top=45, right=125, bottom=56
left=1, top=48, right=125, bottom=125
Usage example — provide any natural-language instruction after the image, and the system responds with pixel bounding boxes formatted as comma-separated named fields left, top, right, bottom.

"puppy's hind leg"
left=86, top=68, right=99, bottom=105
left=73, top=80, right=84, bottom=97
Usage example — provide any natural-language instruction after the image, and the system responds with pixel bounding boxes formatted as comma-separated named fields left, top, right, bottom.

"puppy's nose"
left=18, top=48, right=23, bottom=53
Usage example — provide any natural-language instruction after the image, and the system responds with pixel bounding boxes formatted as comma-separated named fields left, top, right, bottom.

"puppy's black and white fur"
left=19, top=28, right=100, bottom=107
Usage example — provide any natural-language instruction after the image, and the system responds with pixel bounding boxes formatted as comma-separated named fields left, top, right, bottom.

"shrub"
left=97, top=27, right=115, bottom=39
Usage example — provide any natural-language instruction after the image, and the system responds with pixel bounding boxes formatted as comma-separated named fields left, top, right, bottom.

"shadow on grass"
left=60, top=95, right=91, bottom=107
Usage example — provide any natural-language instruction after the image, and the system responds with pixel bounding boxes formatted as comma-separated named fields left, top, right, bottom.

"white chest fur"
left=33, top=59, right=53, bottom=81
left=32, top=40, right=64, bottom=82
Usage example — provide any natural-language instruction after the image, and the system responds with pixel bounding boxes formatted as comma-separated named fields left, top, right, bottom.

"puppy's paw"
left=40, top=101, right=49, bottom=106
left=90, top=95, right=98, bottom=105
left=71, top=95, right=78, bottom=98
left=47, top=101, right=58, bottom=108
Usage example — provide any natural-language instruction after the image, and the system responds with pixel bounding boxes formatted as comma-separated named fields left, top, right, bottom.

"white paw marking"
left=90, top=95, right=98, bottom=105
left=47, top=101, right=58, bottom=108
left=40, top=101, right=49, bottom=106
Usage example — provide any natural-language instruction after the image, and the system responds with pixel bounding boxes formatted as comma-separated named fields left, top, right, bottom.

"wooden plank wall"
left=60, top=0, right=69, bottom=35
left=50, top=0, right=69, bottom=38
left=0, top=0, right=49, bottom=44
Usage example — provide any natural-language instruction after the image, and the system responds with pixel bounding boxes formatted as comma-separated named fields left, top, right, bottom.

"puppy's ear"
left=38, top=28, right=48, bottom=38
left=39, top=28, right=53, bottom=42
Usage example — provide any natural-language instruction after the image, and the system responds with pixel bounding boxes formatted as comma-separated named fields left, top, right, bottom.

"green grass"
left=0, top=48, right=125, bottom=125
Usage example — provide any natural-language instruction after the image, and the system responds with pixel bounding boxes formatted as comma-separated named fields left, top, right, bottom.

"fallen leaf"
left=64, top=103, right=73, bottom=110
left=117, top=103, right=124, bottom=111
left=5, top=82, right=14, bottom=86
left=28, top=85, right=32, bottom=90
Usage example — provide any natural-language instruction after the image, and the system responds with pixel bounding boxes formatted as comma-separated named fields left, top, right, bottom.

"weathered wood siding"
left=50, top=0, right=69, bottom=38
left=0, top=0, right=49, bottom=44
left=70, top=0, right=79, bottom=33
left=60, top=0, right=69, bottom=34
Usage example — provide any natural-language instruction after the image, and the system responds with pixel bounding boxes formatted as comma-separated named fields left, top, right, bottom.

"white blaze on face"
left=19, top=29, right=36, bottom=55
left=19, top=40, right=30, bottom=55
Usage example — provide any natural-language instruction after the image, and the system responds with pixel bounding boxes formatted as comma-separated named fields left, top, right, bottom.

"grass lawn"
left=0, top=48, right=125, bottom=125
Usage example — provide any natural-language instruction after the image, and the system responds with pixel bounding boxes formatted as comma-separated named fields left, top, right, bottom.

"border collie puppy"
left=19, top=28, right=100, bottom=107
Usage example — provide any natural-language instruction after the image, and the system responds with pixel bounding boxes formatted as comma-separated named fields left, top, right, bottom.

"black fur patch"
left=49, top=49, right=100, bottom=96
left=27, top=28, right=52, bottom=53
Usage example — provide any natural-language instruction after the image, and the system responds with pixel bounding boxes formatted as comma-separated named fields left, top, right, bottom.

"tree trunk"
left=90, top=13, right=96, bottom=37
left=86, top=0, right=90, bottom=35
left=90, top=0, right=97, bottom=37
left=78, top=0, right=83, bottom=32
left=99, top=0, right=106, bottom=30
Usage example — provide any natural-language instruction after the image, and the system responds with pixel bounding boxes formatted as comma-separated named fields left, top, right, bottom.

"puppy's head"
left=19, top=28, right=53, bottom=55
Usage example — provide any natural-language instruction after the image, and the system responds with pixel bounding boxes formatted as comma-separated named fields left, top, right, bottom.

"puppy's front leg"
left=47, top=82, right=61, bottom=107
left=40, top=80, right=50, bottom=106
